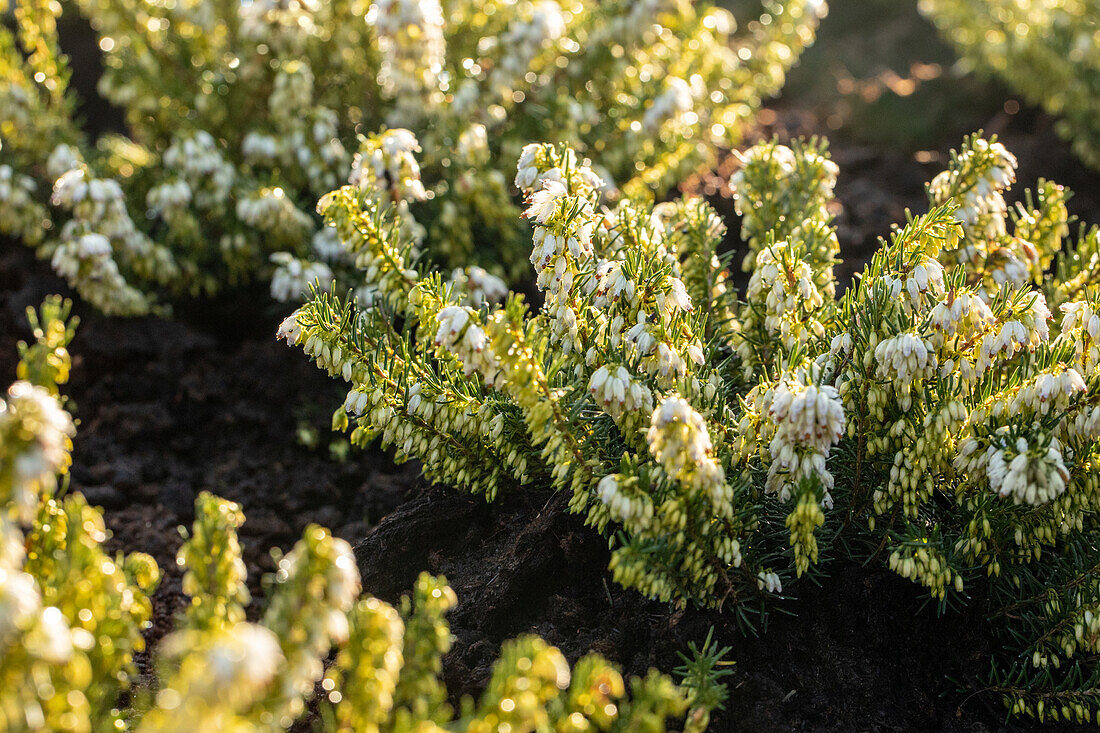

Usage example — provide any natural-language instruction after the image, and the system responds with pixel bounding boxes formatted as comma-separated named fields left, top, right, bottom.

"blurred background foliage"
left=725, top=0, right=1009, bottom=150
left=11, top=0, right=1021, bottom=159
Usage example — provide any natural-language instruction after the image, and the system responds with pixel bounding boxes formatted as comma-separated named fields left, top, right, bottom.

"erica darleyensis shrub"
left=920, top=0, right=1100, bottom=169
left=0, top=0, right=825, bottom=316
left=283, top=130, right=1100, bottom=721
left=0, top=298, right=727, bottom=732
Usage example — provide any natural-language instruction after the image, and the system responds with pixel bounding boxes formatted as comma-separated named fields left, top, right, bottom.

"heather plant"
left=919, top=0, right=1100, bottom=169
left=283, top=133, right=1100, bottom=720
left=1, top=297, right=158, bottom=732
left=0, top=0, right=826, bottom=316
left=0, top=298, right=725, bottom=731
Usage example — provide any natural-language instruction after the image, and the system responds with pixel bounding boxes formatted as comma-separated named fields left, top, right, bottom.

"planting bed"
left=4, top=3, right=1100, bottom=730
left=3, top=105, right=1097, bottom=729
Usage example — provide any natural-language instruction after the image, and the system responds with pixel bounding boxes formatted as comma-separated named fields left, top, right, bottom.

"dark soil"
left=4, top=3, right=1100, bottom=731
left=0, top=255, right=423, bottom=674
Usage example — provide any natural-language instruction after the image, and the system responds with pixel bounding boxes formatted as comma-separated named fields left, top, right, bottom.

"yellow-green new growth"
left=1, top=298, right=725, bottom=731
left=177, top=492, right=250, bottom=633
left=0, top=298, right=159, bottom=733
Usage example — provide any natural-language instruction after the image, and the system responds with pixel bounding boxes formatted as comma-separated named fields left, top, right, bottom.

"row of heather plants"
left=281, top=130, right=1100, bottom=723
left=0, top=0, right=825, bottom=314
left=3, top=0, right=1100, bottom=727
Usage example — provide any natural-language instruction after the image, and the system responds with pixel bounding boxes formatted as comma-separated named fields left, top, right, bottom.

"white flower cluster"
left=733, top=143, right=839, bottom=208
left=592, top=0, right=668, bottom=45
left=929, top=138, right=1017, bottom=241
left=261, top=532, right=360, bottom=730
left=514, top=144, right=544, bottom=193
left=647, top=397, right=729, bottom=511
left=593, top=282, right=699, bottom=385
left=596, top=474, right=654, bottom=528
left=0, top=381, right=79, bottom=687
left=239, top=0, right=322, bottom=44
left=236, top=187, right=314, bottom=237
left=269, top=63, right=315, bottom=120
left=960, top=433, right=1071, bottom=506
left=975, top=292, right=1051, bottom=373
left=157, top=622, right=285, bottom=720
left=887, top=541, right=961, bottom=598
left=729, top=141, right=839, bottom=376
left=0, top=83, right=33, bottom=136
left=368, top=0, right=446, bottom=123
left=490, top=1, right=568, bottom=97
left=46, top=144, right=82, bottom=180
left=756, top=570, right=783, bottom=595
left=310, top=225, right=345, bottom=263
left=0, top=544, right=36, bottom=642
left=874, top=332, right=937, bottom=408
left=582, top=208, right=704, bottom=386
left=647, top=398, right=713, bottom=472
left=350, top=128, right=428, bottom=203
left=1, top=511, right=88, bottom=678
left=287, top=537, right=359, bottom=645
left=0, top=164, right=46, bottom=243
left=264, top=69, right=349, bottom=193
left=745, top=242, right=827, bottom=353
left=731, top=143, right=794, bottom=217
left=524, top=178, right=569, bottom=225
left=348, top=128, right=429, bottom=250
left=0, top=382, right=75, bottom=523
left=0, top=565, right=75, bottom=669
left=763, top=374, right=845, bottom=505
left=51, top=163, right=175, bottom=289
left=277, top=309, right=305, bottom=347
left=242, top=132, right=279, bottom=161
left=589, top=365, right=654, bottom=421
left=0, top=164, right=36, bottom=206
left=731, top=141, right=840, bottom=275
left=515, top=143, right=604, bottom=198
left=1012, top=367, right=1087, bottom=417
left=448, top=266, right=508, bottom=307
left=925, top=135, right=1049, bottom=295
left=524, top=175, right=598, bottom=296
left=1059, top=301, right=1100, bottom=375
left=455, top=123, right=490, bottom=166
left=881, top=256, right=946, bottom=313
left=47, top=157, right=175, bottom=312
left=281, top=127, right=1100, bottom=711
left=146, top=179, right=192, bottom=217
left=269, top=253, right=335, bottom=303
left=643, top=77, right=697, bottom=132
left=50, top=231, right=107, bottom=279
left=161, top=132, right=236, bottom=210
left=929, top=289, right=993, bottom=338
left=292, top=322, right=357, bottom=384
left=433, top=306, right=500, bottom=383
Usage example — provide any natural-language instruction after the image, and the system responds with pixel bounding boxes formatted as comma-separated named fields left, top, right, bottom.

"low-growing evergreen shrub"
left=0, top=298, right=727, bottom=731
left=283, top=131, right=1100, bottom=721
left=0, top=0, right=825, bottom=315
